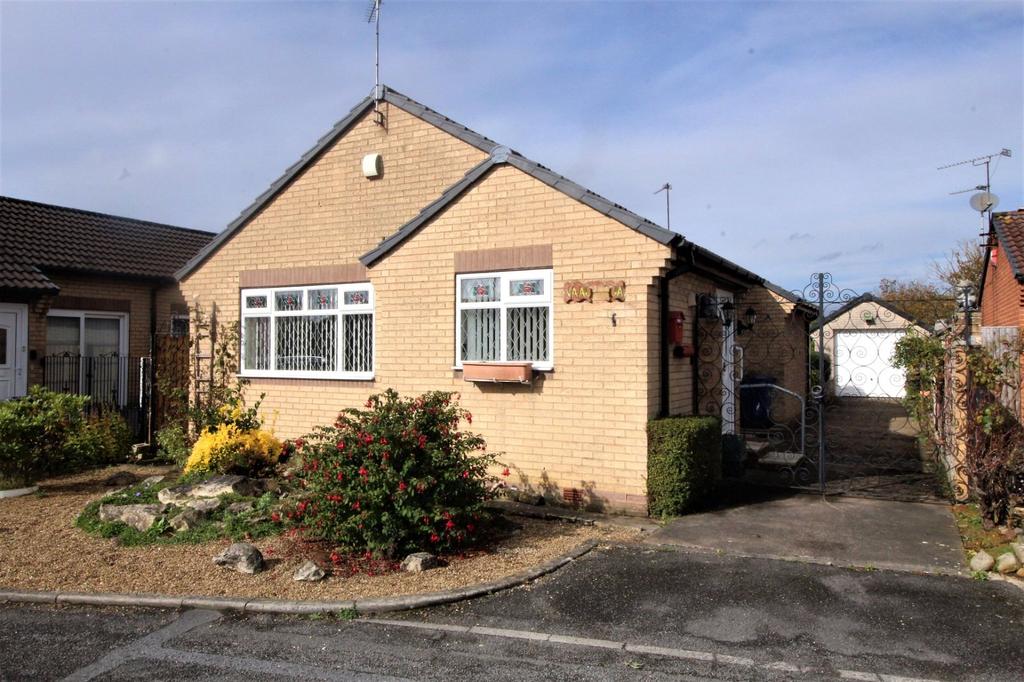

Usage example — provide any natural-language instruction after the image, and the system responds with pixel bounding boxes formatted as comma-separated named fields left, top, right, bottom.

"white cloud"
left=1, top=0, right=1020, bottom=294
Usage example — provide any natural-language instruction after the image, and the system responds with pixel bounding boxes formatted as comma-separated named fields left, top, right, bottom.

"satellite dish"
left=970, top=191, right=999, bottom=213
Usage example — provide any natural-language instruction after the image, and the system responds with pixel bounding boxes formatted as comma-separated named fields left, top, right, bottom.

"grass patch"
left=75, top=477, right=284, bottom=546
left=952, top=503, right=1016, bottom=561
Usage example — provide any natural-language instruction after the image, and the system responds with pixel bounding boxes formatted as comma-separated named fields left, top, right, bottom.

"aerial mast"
left=367, top=0, right=384, bottom=126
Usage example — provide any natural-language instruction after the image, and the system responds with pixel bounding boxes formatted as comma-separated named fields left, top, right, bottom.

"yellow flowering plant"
left=182, top=389, right=281, bottom=476
left=184, top=423, right=281, bottom=475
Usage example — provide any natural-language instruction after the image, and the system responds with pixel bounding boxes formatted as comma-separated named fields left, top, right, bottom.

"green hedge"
left=0, top=387, right=131, bottom=488
left=647, top=416, right=722, bottom=516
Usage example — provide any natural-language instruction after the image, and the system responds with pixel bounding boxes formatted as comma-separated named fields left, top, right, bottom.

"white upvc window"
left=45, top=309, right=129, bottom=405
left=240, top=283, right=374, bottom=380
left=455, top=269, right=554, bottom=371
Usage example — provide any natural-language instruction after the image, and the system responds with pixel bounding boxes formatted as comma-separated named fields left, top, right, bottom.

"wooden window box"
left=462, top=361, right=533, bottom=384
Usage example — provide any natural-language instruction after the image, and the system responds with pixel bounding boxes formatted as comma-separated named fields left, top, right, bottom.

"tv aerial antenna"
left=654, top=182, right=672, bottom=230
left=938, top=148, right=1011, bottom=224
left=366, top=0, right=384, bottom=126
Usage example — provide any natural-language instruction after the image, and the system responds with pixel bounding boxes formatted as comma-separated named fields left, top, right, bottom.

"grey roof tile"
left=1, top=196, right=213, bottom=292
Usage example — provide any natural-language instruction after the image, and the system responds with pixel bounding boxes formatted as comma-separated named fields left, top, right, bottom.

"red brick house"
left=979, top=209, right=1024, bottom=331
left=0, top=196, right=214, bottom=413
left=978, top=209, right=1024, bottom=416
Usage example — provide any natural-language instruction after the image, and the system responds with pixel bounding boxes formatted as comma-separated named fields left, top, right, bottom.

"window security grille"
left=240, top=283, right=373, bottom=379
left=455, top=269, right=553, bottom=370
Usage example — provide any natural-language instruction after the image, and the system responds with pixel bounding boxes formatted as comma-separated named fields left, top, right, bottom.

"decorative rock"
left=400, top=552, right=439, bottom=573
left=969, top=550, right=995, bottom=573
left=98, top=504, right=168, bottom=533
left=140, top=475, right=165, bottom=488
left=994, top=552, right=1020, bottom=575
left=213, top=542, right=264, bottom=574
left=293, top=560, right=327, bottom=582
left=158, top=475, right=257, bottom=504
left=170, top=508, right=206, bottom=532
left=1017, top=567, right=1024, bottom=579
left=227, top=501, right=254, bottom=514
left=1010, top=542, right=1024, bottom=565
left=103, top=471, right=138, bottom=487
left=186, top=498, right=221, bottom=514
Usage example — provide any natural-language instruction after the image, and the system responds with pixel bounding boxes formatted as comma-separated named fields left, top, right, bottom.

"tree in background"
left=932, top=238, right=985, bottom=292
left=877, top=239, right=985, bottom=328
left=878, top=279, right=953, bottom=328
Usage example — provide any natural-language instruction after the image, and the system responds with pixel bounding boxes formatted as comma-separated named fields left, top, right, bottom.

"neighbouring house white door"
left=718, top=290, right=737, bottom=434
left=834, top=331, right=906, bottom=398
left=0, top=304, right=28, bottom=400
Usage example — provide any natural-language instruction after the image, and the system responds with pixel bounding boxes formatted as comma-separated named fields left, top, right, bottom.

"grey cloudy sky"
left=1, top=1, right=1021, bottom=294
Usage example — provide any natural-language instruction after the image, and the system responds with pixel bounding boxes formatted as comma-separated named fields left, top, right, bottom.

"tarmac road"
left=2, top=544, right=1022, bottom=681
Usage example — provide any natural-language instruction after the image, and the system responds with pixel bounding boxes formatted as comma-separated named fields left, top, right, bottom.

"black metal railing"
left=41, top=354, right=152, bottom=441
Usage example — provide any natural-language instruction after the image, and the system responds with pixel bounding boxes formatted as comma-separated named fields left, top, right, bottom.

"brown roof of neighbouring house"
left=991, top=209, right=1024, bottom=282
left=0, top=195, right=215, bottom=293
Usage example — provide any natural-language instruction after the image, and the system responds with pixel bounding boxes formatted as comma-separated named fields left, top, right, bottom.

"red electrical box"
left=668, top=311, right=686, bottom=345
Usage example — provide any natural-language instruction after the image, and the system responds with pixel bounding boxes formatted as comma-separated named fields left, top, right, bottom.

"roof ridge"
left=180, top=85, right=681, bottom=278
left=0, top=195, right=214, bottom=237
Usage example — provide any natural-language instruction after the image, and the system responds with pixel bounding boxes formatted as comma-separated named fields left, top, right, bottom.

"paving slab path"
left=647, top=492, right=965, bottom=575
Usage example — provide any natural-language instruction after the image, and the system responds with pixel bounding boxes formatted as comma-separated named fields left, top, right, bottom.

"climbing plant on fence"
left=965, top=343, right=1024, bottom=526
left=894, top=330, right=1024, bottom=526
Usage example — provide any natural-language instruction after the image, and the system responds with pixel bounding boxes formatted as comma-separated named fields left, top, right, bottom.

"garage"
left=834, top=330, right=906, bottom=398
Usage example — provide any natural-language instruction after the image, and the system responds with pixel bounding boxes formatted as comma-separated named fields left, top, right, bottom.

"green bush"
left=0, top=387, right=130, bottom=488
left=647, top=416, right=722, bottom=516
left=155, top=423, right=191, bottom=467
left=291, top=389, right=497, bottom=557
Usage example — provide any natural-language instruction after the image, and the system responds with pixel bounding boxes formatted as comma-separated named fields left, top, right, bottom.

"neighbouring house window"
left=240, top=283, right=374, bottom=379
left=45, top=310, right=128, bottom=404
left=170, top=314, right=190, bottom=338
left=455, top=269, right=553, bottom=370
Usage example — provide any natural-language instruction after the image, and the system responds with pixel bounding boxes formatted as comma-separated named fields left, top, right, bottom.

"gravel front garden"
left=0, top=465, right=633, bottom=601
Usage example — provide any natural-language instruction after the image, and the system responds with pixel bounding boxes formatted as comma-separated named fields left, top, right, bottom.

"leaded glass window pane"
left=309, top=289, right=338, bottom=310
left=460, top=277, right=500, bottom=303
left=275, top=290, right=303, bottom=311
left=246, top=295, right=268, bottom=309
left=344, top=290, right=370, bottom=305
left=510, top=279, right=544, bottom=296
left=461, top=308, right=500, bottom=362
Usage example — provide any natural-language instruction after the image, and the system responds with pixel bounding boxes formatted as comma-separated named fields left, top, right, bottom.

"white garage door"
left=834, top=331, right=906, bottom=398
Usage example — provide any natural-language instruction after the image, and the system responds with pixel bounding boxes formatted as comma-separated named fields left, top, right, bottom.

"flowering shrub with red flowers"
left=290, top=389, right=497, bottom=557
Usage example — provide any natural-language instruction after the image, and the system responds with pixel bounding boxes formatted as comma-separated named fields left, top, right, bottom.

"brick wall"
left=980, top=245, right=1024, bottom=328
left=180, top=105, right=681, bottom=513
left=19, top=274, right=186, bottom=386
left=735, top=288, right=808, bottom=423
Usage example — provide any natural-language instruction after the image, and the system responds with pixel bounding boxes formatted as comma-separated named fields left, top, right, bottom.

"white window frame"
left=454, top=268, right=554, bottom=371
left=239, top=283, right=375, bottom=380
left=46, top=309, right=130, bottom=357
left=45, top=309, right=130, bottom=405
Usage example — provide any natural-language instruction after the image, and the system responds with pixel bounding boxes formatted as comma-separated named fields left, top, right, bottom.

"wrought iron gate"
left=695, top=272, right=944, bottom=500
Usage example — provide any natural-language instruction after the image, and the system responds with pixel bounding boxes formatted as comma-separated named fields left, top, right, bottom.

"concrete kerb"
left=0, top=538, right=599, bottom=616
left=642, top=538, right=969, bottom=578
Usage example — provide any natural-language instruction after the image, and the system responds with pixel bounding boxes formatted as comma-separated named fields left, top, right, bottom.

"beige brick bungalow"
left=176, top=87, right=808, bottom=514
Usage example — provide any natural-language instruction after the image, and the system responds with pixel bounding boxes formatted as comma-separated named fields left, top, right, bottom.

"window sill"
left=239, top=372, right=374, bottom=381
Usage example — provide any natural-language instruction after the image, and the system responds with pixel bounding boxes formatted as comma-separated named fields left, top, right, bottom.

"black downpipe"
left=658, top=252, right=694, bottom=418
left=148, top=287, right=157, bottom=447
